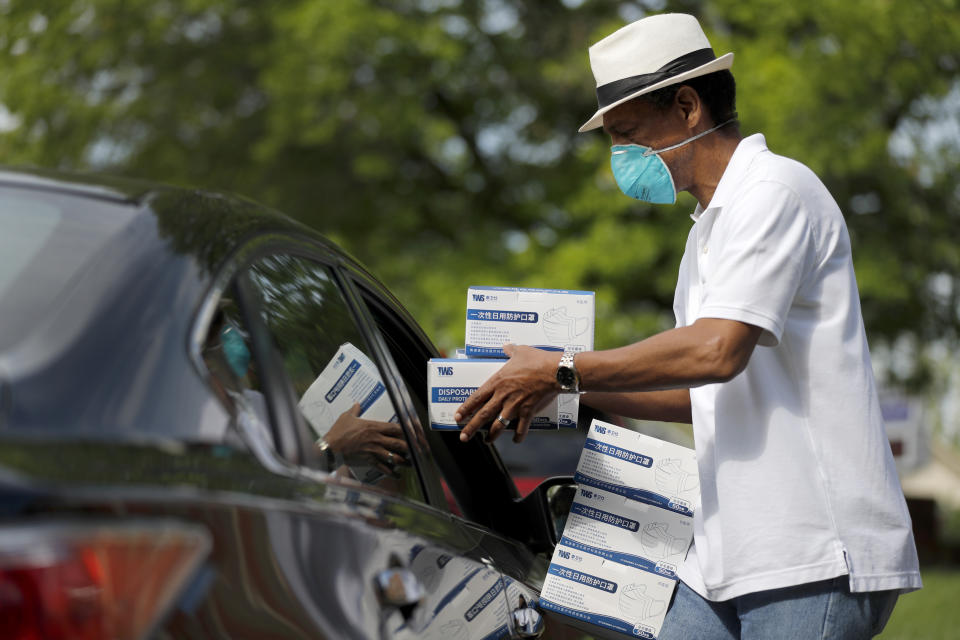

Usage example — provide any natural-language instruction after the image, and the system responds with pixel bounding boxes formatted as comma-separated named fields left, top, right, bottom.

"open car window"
left=352, top=279, right=523, bottom=529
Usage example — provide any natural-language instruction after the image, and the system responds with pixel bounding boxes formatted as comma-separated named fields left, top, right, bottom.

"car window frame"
left=335, top=269, right=451, bottom=511
left=341, top=265, right=531, bottom=528
left=188, top=234, right=330, bottom=470
left=191, top=231, right=444, bottom=503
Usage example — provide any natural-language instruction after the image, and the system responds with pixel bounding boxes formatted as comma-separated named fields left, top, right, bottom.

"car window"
left=198, top=287, right=274, bottom=452
left=493, top=427, right=589, bottom=497
left=354, top=289, right=459, bottom=514
left=242, top=254, right=423, bottom=501
left=354, top=280, right=523, bottom=528
left=0, top=187, right=136, bottom=352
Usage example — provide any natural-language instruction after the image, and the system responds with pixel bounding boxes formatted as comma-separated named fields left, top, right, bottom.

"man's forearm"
left=575, top=318, right=762, bottom=393
left=582, top=389, right=692, bottom=423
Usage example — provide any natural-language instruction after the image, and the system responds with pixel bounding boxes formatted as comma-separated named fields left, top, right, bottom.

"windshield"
left=0, top=186, right=137, bottom=352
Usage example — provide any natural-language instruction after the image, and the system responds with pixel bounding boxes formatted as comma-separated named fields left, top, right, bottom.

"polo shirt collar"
left=690, top=133, right=768, bottom=222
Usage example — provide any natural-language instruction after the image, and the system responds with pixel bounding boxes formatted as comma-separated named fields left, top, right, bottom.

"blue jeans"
left=658, top=577, right=898, bottom=640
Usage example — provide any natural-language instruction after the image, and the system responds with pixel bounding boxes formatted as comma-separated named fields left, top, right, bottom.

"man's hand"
left=455, top=344, right=560, bottom=443
left=324, top=403, right=409, bottom=476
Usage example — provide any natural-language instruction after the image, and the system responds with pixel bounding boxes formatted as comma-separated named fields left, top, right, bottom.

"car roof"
left=0, top=165, right=367, bottom=272
left=0, top=165, right=391, bottom=438
left=0, top=165, right=157, bottom=203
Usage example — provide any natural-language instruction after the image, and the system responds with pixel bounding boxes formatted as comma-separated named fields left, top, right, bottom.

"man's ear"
left=673, top=85, right=705, bottom=130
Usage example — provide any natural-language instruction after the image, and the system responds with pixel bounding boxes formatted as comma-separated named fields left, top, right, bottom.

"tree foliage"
left=1, top=0, right=957, bottom=385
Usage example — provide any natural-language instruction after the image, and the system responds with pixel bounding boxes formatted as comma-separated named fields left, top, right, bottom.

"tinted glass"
left=199, top=287, right=270, bottom=450
left=245, top=255, right=422, bottom=500
left=0, top=188, right=136, bottom=352
left=358, top=289, right=459, bottom=513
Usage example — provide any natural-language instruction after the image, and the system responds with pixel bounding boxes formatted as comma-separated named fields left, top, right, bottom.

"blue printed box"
left=540, top=421, right=698, bottom=638
left=540, top=542, right=676, bottom=639
left=465, top=286, right=595, bottom=358
left=428, top=359, right=577, bottom=430
left=575, top=420, right=699, bottom=517
left=562, top=485, right=692, bottom=582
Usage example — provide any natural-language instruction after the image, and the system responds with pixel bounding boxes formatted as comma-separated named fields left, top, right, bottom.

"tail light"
left=0, top=521, right=211, bottom=640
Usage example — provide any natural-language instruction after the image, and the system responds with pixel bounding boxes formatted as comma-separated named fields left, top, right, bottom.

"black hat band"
left=595, top=48, right=717, bottom=109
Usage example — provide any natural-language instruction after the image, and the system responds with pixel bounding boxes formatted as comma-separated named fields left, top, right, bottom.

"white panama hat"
left=579, top=13, right=734, bottom=133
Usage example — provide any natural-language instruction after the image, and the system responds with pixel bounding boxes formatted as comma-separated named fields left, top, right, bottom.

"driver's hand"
left=324, top=403, right=409, bottom=476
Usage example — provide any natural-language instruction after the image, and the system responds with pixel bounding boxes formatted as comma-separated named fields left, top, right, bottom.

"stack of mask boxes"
left=539, top=419, right=698, bottom=639
left=428, top=286, right=595, bottom=431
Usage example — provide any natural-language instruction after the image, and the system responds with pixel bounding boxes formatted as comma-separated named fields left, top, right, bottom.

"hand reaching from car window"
left=324, top=403, right=409, bottom=476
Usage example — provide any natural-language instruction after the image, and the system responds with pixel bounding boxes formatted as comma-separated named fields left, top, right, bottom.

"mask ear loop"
left=643, top=116, right=738, bottom=157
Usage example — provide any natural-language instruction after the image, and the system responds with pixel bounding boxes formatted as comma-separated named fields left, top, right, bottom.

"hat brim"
left=578, top=52, right=734, bottom=133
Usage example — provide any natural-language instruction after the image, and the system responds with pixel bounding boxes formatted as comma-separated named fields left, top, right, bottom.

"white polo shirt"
left=673, top=134, right=922, bottom=601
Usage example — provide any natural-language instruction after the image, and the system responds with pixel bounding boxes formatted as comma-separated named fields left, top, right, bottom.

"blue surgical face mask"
left=610, top=118, right=735, bottom=204
left=220, top=324, right=251, bottom=379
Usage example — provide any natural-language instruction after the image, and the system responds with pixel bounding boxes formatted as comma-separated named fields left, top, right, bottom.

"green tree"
left=0, top=0, right=957, bottom=386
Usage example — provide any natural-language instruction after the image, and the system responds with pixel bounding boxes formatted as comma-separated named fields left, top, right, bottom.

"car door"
left=207, top=244, right=521, bottom=639
left=342, top=265, right=589, bottom=639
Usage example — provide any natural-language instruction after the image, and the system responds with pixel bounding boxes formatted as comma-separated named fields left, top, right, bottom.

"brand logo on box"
left=437, top=366, right=454, bottom=376
left=556, top=549, right=582, bottom=562
left=579, top=488, right=602, bottom=501
left=471, top=293, right=497, bottom=302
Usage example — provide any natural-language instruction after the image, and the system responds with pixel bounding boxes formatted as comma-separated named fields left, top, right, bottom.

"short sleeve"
left=698, top=181, right=817, bottom=347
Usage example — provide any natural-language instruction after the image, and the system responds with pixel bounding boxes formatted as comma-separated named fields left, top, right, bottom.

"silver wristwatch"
left=556, top=350, right=581, bottom=393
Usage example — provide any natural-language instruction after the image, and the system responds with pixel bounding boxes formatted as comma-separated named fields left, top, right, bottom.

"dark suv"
left=0, top=168, right=586, bottom=639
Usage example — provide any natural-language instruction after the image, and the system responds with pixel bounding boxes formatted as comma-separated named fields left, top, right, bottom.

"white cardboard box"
left=539, top=420, right=698, bottom=639
left=465, top=286, right=595, bottom=358
left=561, top=485, right=693, bottom=581
left=575, top=421, right=699, bottom=518
left=428, top=358, right=579, bottom=430
left=540, top=542, right=677, bottom=640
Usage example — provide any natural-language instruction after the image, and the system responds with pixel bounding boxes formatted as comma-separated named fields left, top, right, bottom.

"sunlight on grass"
left=879, top=569, right=960, bottom=639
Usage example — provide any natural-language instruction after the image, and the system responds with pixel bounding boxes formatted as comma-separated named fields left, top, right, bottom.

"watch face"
left=558, top=367, right=576, bottom=387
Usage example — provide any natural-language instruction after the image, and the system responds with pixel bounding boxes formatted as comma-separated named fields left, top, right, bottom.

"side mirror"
left=544, top=481, right=577, bottom=544
left=510, top=476, right=576, bottom=553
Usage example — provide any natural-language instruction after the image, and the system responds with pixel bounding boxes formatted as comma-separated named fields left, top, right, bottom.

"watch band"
left=315, top=436, right=337, bottom=468
left=557, top=350, right=581, bottom=393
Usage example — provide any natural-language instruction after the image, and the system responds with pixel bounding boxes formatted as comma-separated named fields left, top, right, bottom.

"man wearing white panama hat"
left=457, top=12, right=921, bottom=639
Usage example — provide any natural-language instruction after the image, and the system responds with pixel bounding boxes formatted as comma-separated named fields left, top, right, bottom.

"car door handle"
left=374, top=567, right=425, bottom=617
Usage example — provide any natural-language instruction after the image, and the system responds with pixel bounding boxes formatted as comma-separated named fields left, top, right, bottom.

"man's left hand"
left=455, top=344, right=560, bottom=443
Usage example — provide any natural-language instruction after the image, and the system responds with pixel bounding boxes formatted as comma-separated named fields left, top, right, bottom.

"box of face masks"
left=298, top=342, right=398, bottom=482
left=428, top=358, right=579, bottom=430
left=465, top=286, right=595, bottom=358
left=539, top=541, right=677, bottom=640
left=560, top=485, right=693, bottom=581
left=539, top=420, right=698, bottom=639
left=575, top=420, right=699, bottom=518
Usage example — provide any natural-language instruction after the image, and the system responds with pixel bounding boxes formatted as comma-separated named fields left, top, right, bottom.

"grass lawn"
left=878, top=568, right=960, bottom=639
